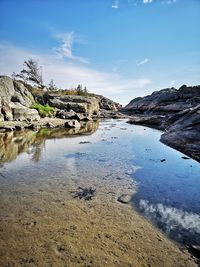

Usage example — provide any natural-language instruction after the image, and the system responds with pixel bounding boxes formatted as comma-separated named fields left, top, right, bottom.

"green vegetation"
left=31, top=103, right=55, bottom=118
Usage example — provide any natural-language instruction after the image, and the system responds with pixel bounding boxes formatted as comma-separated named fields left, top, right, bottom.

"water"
left=0, top=119, right=200, bottom=247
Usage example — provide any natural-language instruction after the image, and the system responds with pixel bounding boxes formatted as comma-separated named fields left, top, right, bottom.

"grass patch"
left=31, top=103, right=55, bottom=118
left=50, top=89, right=96, bottom=97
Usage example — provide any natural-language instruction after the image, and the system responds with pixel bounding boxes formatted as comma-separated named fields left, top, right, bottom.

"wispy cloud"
left=53, top=32, right=89, bottom=64
left=112, top=0, right=119, bottom=9
left=170, top=80, right=176, bottom=86
left=139, top=199, right=200, bottom=236
left=136, top=58, right=149, bottom=66
left=143, top=0, right=153, bottom=4
left=166, top=0, right=177, bottom=4
left=0, top=42, right=152, bottom=105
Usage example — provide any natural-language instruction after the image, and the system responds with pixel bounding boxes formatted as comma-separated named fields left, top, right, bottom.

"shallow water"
left=0, top=119, right=200, bottom=247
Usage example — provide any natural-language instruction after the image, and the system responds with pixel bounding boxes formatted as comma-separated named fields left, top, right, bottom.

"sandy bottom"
left=0, top=166, right=197, bottom=267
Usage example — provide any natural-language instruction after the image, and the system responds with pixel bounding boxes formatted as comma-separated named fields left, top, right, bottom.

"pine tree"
left=13, top=59, right=44, bottom=88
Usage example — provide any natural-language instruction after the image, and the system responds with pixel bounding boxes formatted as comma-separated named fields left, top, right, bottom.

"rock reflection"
left=138, top=199, right=200, bottom=245
left=0, top=121, right=99, bottom=165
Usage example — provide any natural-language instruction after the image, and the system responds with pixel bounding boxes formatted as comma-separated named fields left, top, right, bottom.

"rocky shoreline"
left=123, top=85, right=200, bottom=162
left=0, top=75, right=126, bottom=132
left=1, top=75, right=200, bottom=162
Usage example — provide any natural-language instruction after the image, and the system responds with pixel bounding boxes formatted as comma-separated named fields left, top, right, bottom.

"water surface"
left=0, top=119, right=199, bottom=247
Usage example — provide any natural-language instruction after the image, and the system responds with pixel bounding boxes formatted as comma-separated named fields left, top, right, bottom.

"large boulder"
left=11, top=103, right=40, bottom=121
left=44, top=95, right=99, bottom=115
left=0, top=76, right=39, bottom=122
left=12, top=80, right=35, bottom=107
left=97, top=96, right=122, bottom=111
left=0, top=76, right=15, bottom=98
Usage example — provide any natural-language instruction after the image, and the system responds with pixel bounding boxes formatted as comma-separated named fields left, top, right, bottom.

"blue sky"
left=0, top=0, right=200, bottom=105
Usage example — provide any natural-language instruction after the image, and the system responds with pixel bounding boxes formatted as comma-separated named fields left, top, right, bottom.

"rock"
left=45, top=122, right=55, bottom=128
left=56, top=109, right=92, bottom=121
left=123, top=85, right=200, bottom=162
left=71, top=187, right=96, bottom=201
left=97, top=96, right=122, bottom=111
left=56, top=109, right=77, bottom=119
left=0, top=76, right=40, bottom=122
left=27, top=124, right=40, bottom=131
left=117, top=194, right=132, bottom=204
left=160, top=105, right=200, bottom=162
left=127, top=115, right=165, bottom=129
left=182, top=156, right=190, bottom=160
left=44, top=94, right=99, bottom=115
left=0, top=76, right=15, bottom=98
left=12, top=80, right=35, bottom=107
left=0, top=125, right=15, bottom=131
left=64, top=120, right=81, bottom=128
left=11, top=103, right=40, bottom=121
left=1, top=99, right=13, bottom=121
left=0, top=114, right=4, bottom=121
left=124, top=85, right=200, bottom=114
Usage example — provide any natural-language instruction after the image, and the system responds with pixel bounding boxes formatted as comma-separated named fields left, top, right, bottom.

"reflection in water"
left=0, top=121, right=99, bottom=164
left=0, top=119, right=199, bottom=249
left=138, top=199, right=200, bottom=245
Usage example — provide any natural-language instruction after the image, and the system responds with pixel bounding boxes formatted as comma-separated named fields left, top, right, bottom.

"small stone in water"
left=117, top=194, right=132, bottom=204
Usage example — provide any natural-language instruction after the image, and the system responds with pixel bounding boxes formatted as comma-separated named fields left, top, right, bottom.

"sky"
left=0, top=0, right=200, bottom=105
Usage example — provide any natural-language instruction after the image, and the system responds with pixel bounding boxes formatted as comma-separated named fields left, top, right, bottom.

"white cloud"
left=166, top=0, right=177, bottom=4
left=53, top=32, right=89, bottom=64
left=112, top=0, right=119, bottom=9
left=136, top=58, right=149, bottom=66
left=170, top=80, right=175, bottom=86
left=143, top=0, right=153, bottom=4
left=0, top=42, right=152, bottom=105
left=139, top=199, right=200, bottom=235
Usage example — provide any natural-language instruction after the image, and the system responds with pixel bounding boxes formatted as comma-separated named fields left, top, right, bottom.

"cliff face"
left=0, top=76, right=40, bottom=122
left=125, top=85, right=200, bottom=162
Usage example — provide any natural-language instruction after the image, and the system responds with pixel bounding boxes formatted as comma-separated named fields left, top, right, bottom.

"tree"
left=83, top=86, right=88, bottom=93
left=76, top=84, right=83, bottom=94
left=13, top=58, right=44, bottom=88
left=48, top=79, right=57, bottom=91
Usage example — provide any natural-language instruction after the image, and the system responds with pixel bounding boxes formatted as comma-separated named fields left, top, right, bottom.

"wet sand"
left=0, top=121, right=198, bottom=266
left=0, top=169, right=197, bottom=267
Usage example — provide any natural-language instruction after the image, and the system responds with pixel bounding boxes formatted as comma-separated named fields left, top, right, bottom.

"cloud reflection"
left=139, top=199, right=200, bottom=244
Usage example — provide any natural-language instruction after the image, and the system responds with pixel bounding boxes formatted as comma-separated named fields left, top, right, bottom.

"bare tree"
left=13, top=59, right=44, bottom=88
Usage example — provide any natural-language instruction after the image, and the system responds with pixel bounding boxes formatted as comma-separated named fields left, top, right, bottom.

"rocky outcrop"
left=126, top=85, right=200, bottom=162
left=43, top=94, right=99, bottom=115
left=97, top=95, right=122, bottom=111
left=0, top=76, right=40, bottom=122
left=124, top=85, right=200, bottom=114
left=160, top=105, right=200, bottom=162
left=0, top=75, right=124, bottom=132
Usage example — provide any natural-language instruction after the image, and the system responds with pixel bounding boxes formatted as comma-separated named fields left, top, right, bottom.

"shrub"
left=31, top=103, right=55, bottom=118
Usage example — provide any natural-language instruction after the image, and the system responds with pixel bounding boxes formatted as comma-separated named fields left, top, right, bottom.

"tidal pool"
left=0, top=119, right=199, bottom=259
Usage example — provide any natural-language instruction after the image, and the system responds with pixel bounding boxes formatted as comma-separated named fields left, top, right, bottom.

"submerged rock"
left=71, top=187, right=96, bottom=201
left=117, top=194, right=132, bottom=204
